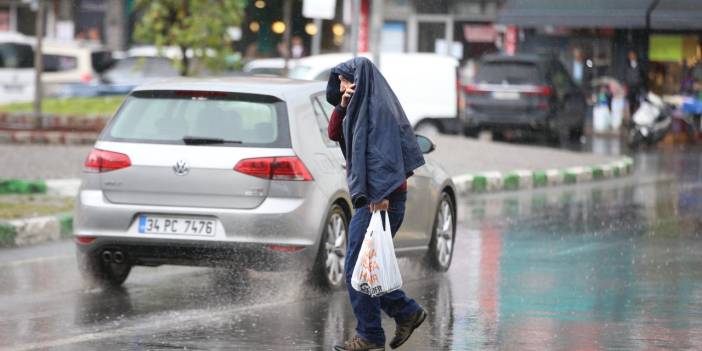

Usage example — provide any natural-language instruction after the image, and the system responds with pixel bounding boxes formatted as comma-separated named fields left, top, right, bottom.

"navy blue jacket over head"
left=325, top=57, right=425, bottom=208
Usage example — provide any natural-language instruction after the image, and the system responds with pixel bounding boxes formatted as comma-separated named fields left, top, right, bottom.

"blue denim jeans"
left=345, top=191, right=421, bottom=345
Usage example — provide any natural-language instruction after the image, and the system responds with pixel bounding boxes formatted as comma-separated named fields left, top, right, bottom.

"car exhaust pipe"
left=101, top=250, right=113, bottom=263
left=113, top=251, right=125, bottom=264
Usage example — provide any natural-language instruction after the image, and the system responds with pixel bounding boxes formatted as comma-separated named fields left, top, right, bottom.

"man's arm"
left=328, top=105, right=346, bottom=142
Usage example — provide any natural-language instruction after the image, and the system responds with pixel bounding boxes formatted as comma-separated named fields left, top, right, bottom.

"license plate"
left=492, top=91, right=520, bottom=100
left=138, top=215, right=216, bottom=236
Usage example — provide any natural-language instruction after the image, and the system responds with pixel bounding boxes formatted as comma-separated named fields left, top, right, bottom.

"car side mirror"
left=416, top=134, right=435, bottom=154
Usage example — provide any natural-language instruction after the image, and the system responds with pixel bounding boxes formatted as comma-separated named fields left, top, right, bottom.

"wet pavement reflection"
left=1, top=147, right=701, bottom=350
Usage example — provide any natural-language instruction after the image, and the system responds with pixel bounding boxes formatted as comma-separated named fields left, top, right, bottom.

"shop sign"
left=649, top=34, right=697, bottom=62
left=303, top=0, right=336, bottom=20
left=0, top=10, right=8, bottom=31
left=463, top=25, right=497, bottom=43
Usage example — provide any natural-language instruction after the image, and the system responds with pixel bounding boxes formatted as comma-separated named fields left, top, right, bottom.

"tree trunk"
left=180, top=45, right=189, bottom=76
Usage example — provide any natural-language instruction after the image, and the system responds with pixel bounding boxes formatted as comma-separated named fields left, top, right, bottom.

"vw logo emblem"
left=173, top=160, right=190, bottom=176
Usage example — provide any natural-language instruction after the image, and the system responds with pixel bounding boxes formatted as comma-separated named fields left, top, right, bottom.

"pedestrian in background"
left=624, top=50, right=646, bottom=114
left=326, top=57, right=427, bottom=351
left=569, top=47, right=593, bottom=93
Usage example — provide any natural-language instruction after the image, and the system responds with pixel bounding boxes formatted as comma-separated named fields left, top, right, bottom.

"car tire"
left=312, top=203, right=348, bottom=290
left=76, top=250, right=132, bottom=288
left=569, top=124, right=585, bottom=142
left=425, top=192, right=456, bottom=272
left=463, top=126, right=480, bottom=138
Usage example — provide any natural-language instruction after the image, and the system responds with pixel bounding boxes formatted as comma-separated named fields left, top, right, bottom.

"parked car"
left=462, top=54, right=587, bottom=143
left=242, top=57, right=297, bottom=76
left=0, top=32, right=35, bottom=104
left=246, top=53, right=462, bottom=135
left=0, top=32, right=115, bottom=100
left=73, top=76, right=457, bottom=290
left=96, top=56, right=181, bottom=95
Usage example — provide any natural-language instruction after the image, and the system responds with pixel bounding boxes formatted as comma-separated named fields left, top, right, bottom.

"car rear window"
left=102, top=90, right=290, bottom=147
left=475, top=62, right=542, bottom=85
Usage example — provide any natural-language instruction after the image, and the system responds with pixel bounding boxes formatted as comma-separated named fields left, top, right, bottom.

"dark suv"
left=462, top=54, right=587, bottom=143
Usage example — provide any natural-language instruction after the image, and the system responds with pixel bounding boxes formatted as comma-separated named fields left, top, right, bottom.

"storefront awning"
left=651, top=0, right=702, bottom=30
left=497, top=0, right=652, bottom=28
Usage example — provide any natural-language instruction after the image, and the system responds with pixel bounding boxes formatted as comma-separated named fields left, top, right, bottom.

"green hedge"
left=0, top=96, right=124, bottom=116
left=0, top=179, right=47, bottom=195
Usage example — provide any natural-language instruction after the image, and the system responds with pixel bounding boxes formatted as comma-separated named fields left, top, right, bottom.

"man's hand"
left=369, top=199, right=389, bottom=212
left=340, top=84, right=355, bottom=108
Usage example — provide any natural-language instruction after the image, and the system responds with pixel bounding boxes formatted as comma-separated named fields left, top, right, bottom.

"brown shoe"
left=333, top=335, right=385, bottom=351
left=389, top=308, right=427, bottom=349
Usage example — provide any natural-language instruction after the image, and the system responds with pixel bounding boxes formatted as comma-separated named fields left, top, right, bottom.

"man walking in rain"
left=326, top=57, right=427, bottom=351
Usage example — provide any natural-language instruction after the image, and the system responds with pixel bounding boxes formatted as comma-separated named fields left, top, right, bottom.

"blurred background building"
left=1, top=0, right=700, bottom=97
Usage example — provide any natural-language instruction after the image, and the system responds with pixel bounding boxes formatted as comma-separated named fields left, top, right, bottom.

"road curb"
left=0, top=178, right=81, bottom=196
left=451, top=156, right=634, bottom=196
left=0, top=212, right=73, bottom=248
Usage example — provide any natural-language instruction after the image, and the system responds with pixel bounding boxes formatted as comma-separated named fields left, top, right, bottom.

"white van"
left=0, top=32, right=35, bottom=104
left=286, top=53, right=462, bottom=134
left=0, top=32, right=114, bottom=103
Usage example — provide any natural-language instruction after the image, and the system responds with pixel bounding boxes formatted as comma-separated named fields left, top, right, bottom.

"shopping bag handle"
left=370, top=210, right=389, bottom=233
left=380, top=210, right=388, bottom=232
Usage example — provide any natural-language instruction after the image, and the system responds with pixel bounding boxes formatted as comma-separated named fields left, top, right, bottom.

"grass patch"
left=0, top=195, right=75, bottom=220
left=0, top=96, right=124, bottom=116
left=0, top=223, right=17, bottom=247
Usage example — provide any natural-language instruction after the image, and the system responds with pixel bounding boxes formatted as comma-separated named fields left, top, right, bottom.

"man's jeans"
left=344, top=191, right=421, bottom=345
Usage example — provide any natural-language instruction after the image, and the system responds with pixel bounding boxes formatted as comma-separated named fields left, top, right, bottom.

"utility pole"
left=282, top=0, right=293, bottom=76
left=369, top=0, right=383, bottom=66
left=33, top=0, right=45, bottom=119
left=311, top=18, right=322, bottom=56
left=351, top=0, right=360, bottom=57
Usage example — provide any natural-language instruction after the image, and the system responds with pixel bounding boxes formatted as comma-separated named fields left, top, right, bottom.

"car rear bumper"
left=463, top=108, right=549, bottom=130
left=75, top=236, right=313, bottom=270
left=74, top=188, right=331, bottom=268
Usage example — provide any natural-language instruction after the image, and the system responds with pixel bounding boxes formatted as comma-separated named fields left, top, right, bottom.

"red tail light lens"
left=84, top=149, right=132, bottom=173
left=75, top=236, right=96, bottom=245
left=234, top=156, right=313, bottom=181
left=464, top=84, right=489, bottom=95
left=233, top=157, right=273, bottom=179
left=522, top=86, right=553, bottom=97
left=80, top=73, right=93, bottom=83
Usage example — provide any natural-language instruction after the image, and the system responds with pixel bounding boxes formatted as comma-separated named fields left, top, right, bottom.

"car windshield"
left=104, top=90, right=289, bottom=147
left=475, top=62, right=541, bottom=85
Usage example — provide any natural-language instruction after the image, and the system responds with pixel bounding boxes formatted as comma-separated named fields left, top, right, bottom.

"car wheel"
left=463, top=126, right=480, bottom=138
left=426, top=192, right=455, bottom=272
left=415, top=120, right=441, bottom=137
left=313, top=203, right=348, bottom=290
left=76, top=250, right=132, bottom=288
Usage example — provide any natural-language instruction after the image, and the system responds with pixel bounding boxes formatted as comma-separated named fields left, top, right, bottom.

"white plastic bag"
left=351, top=211, right=403, bottom=297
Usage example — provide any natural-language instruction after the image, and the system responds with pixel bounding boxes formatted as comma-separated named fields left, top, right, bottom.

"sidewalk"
left=429, top=135, right=632, bottom=194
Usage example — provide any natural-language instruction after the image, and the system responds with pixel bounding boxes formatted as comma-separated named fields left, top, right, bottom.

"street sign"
left=303, top=0, right=335, bottom=20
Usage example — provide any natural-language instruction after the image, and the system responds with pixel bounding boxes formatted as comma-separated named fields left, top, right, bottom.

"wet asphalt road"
left=1, top=146, right=702, bottom=350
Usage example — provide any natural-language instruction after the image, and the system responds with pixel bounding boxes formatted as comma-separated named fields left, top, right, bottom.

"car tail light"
left=84, top=149, right=132, bottom=173
left=75, top=236, right=96, bottom=245
left=522, top=85, right=552, bottom=97
left=80, top=73, right=93, bottom=83
left=463, top=84, right=489, bottom=95
left=456, top=68, right=465, bottom=114
left=234, top=156, right=313, bottom=181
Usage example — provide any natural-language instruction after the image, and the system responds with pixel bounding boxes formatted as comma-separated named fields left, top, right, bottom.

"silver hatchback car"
left=74, top=77, right=457, bottom=289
